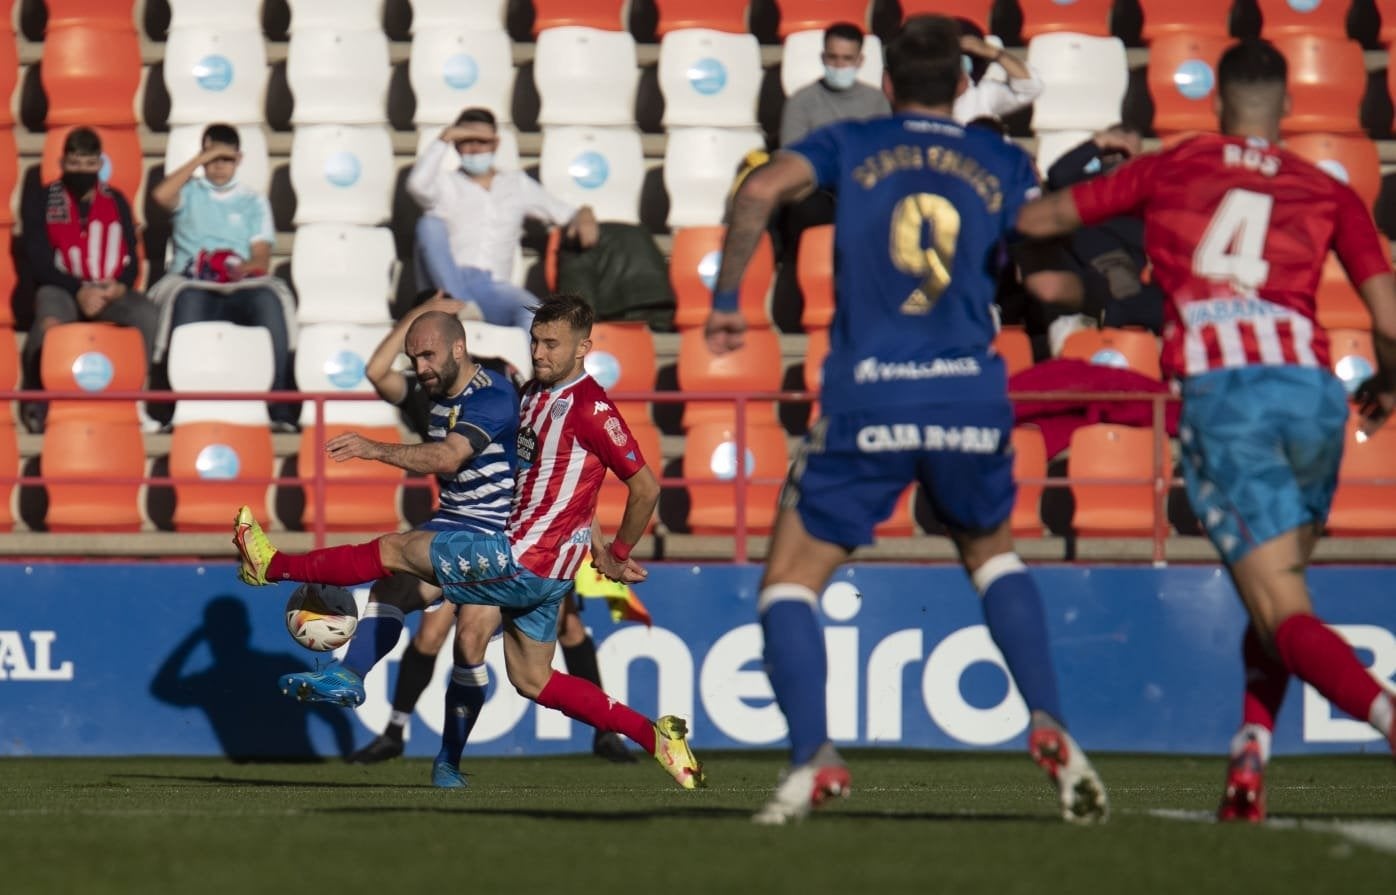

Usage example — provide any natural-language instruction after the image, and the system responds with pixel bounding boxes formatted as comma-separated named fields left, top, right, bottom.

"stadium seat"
left=654, top=0, right=749, bottom=36
left=1147, top=34, right=1232, bottom=135
left=1061, top=327, right=1162, bottom=379
left=169, top=421, right=275, bottom=532
left=677, top=326, right=782, bottom=429
left=1034, top=129, right=1093, bottom=178
left=1327, top=417, right=1396, bottom=536
left=594, top=419, right=662, bottom=532
left=163, top=26, right=268, bottom=126
left=465, top=320, right=531, bottom=377
left=684, top=421, right=788, bottom=534
left=1272, top=35, right=1365, bottom=135
left=289, top=125, right=395, bottom=226
left=288, top=0, right=384, bottom=30
left=43, top=0, right=135, bottom=30
left=798, top=224, right=833, bottom=331
left=1011, top=425, right=1048, bottom=538
left=40, top=24, right=141, bottom=126
left=1139, top=0, right=1231, bottom=42
left=531, top=0, right=626, bottom=34
left=898, top=0, right=988, bottom=28
left=40, top=322, right=145, bottom=427
left=1068, top=423, right=1170, bottom=537
left=584, top=322, right=657, bottom=418
left=1383, top=0, right=1396, bottom=45
left=296, top=423, right=403, bottom=532
left=1028, top=34, right=1129, bottom=133
left=409, top=27, right=515, bottom=127
left=410, top=0, right=507, bottom=30
left=168, top=0, right=262, bottom=30
left=658, top=29, right=762, bottom=128
left=663, top=127, right=766, bottom=229
left=671, top=225, right=775, bottom=329
left=0, top=422, right=15, bottom=531
left=780, top=29, right=883, bottom=96
left=294, top=323, right=399, bottom=427
left=0, top=130, right=18, bottom=223
left=417, top=124, right=520, bottom=172
left=874, top=485, right=918, bottom=537
left=774, top=0, right=870, bottom=38
left=1257, top=0, right=1349, bottom=38
left=994, top=325, right=1035, bottom=376
left=287, top=28, right=390, bottom=125
left=0, top=26, right=16, bottom=126
left=1019, top=0, right=1112, bottom=38
left=538, top=126, right=644, bottom=225
left=164, top=123, right=271, bottom=196
left=534, top=27, right=639, bottom=127
left=1283, top=133, right=1380, bottom=212
left=290, top=224, right=396, bottom=325
left=1328, top=328, right=1375, bottom=395
left=0, top=323, right=16, bottom=389
left=41, top=125, right=143, bottom=202
left=42, top=418, right=146, bottom=533
left=166, top=321, right=275, bottom=426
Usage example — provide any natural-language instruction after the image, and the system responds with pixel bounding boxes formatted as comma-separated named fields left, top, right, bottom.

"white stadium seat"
left=289, top=124, right=395, bottom=226
left=658, top=28, right=761, bottom=128
left=288, top=0, right=384, bottom=31
left=415, top=124, right=520, bottom=172
left=539, top=126, right=645, bottom=225
left=663, top=126, right=765, bottom=229
left=465, top=320, right=532, bottom=375
left=1028, top=33, right=1128, bottom=132
left=291, top=224, right=397, bottom=325
left=163, top=26, right=268, bottom=126
left=167, top=321, right=275, bottom=426
left=163, top=123, right=271, bottom=196
left=168, top=0, right=261, bottom=30
left=1034, top=129, right=1093, bottom=179
left=779, top=29, right=883, bottom=97
left=287, top=28, right=390, bottom=125
left=409, top=27, right=515, bottom=126
left=294, top=323, right=400, bottom=426
left=410, top=0, right=507, bottom=30
left=534, top=26, right=639, bottom=127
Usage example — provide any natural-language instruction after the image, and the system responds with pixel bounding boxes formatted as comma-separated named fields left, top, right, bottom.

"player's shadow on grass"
left=148, top=596, right=355, bottom=763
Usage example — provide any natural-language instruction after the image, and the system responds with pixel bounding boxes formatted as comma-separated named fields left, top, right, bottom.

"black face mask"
left=61, top=171, right=98, bottom=196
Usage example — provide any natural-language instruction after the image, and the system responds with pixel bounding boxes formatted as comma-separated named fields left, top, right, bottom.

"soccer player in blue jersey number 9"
left=707, top=15, right=1108, bottom=825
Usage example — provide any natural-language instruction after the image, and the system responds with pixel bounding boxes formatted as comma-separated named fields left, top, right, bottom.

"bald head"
left=1216, top=39, right=1289, bottom=137
left=408, top=310, right=467, bottom=349
left=405, top=310, right=469, bottom=396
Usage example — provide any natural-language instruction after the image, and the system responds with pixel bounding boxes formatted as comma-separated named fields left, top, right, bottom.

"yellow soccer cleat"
left=653, top=715, right=706, bottom=791
left=232, top=505, right=279, bottom=586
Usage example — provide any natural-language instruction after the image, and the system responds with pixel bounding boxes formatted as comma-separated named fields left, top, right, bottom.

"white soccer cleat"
left=1029, top=719, right=1109, bottom=824
left=752, top=742, right=851, bottom=826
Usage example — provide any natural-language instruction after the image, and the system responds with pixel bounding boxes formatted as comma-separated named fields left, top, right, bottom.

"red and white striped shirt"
left=1071, top=134, right=1391, bottom=379
left=508, top=372, right=646, bottom=579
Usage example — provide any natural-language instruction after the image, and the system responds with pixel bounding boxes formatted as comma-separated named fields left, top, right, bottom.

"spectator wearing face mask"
left=779, top=22, right=891, bottom=147
left=951, top=19, right=1042, bottom=124
left=406, top=107, right=598, bottom=330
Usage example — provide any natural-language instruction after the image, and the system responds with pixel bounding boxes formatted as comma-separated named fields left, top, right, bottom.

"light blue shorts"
left=1179, top=366, right=1349, bottom=564
left=427, top=529, right=571, bottom=642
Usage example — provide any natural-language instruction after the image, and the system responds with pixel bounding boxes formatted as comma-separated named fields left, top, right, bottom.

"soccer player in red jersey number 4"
left=1018, top=39, right=1396, bottom=822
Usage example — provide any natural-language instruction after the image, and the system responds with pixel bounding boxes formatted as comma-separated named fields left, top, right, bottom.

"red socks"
left=536, top=671, right=657, bottom=754
left=265, top=539, right=388, bottom=586
left=1273, top=613, right=1382, bottom=727
left=1241, top=624, right=1290, bottom=731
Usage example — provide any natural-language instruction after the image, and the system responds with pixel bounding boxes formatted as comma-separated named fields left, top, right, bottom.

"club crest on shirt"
left=517, top=425, right=538, bottom=465
left=446, top=406, right=460, bottom=431
left=604, top=416, right=627, bottom=447
left=551, top=398, right=570, bottom=420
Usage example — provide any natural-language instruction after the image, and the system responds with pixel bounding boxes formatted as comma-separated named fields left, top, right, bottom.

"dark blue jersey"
left=787, top=113, right=1040, bottom=414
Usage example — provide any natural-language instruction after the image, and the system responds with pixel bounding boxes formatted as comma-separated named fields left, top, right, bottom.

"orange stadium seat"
left=899, top=1, right=989, bottom=30
left=683, top=421, right=789, bottom=534
left=0, top=422, right=15, bottom=531
left=1283, top=133, right=1381, bottom=212
left=654, top=0, right=749, bottom=36
left=994, top=326, right=1034, bottom=376
left=42, top=418, right=145, bottom=532
left=1061, top=327, right=1162, bottom=380
left=802, top=325, right=828, bottom=422
left=1011, top=426, right=1048, bottom=537
left=43, top=0, right=136, bottom=29
left=41, top=125, right=143, bottom=203
left=798, top=224, right=833, bottom=331
left=775, top=0, right=870, bottom=38
left=40, top=25, right=141, bottom=127
left=40, top=323, right=146, bottom=426
left=0, top=130, right=18, bottom=225
left=1068, top=423, right=1170, bottom=537
left=297, top=424, right=403, bottom=532
left=594, top=419, right=662, bottom=532
left=585, top=322, right=657, bottom=419
left=1018, top=0, right=1112, bottom=38
left=1272, top=35, right=1365, bottom=135
left=1383, top=0, right=1396, bottom=45
left=677, top=326, right=782, bottom=429
left=1139, top=0, right=1231, bottom=42
left=1328, top=327, right=1375, bottom=393
left=169, top=421, right=275, bottom=532
left=1256, top=0, right=1349, bottom=38
left=531, top=0, right=625, bottom=34
left=875, top=485, right=917, bottom=537
left=1328, top=417, right=1396, bottom=535
left=671, top=226, right=774, bottom=330
left=0, top=27, right=16, bottom=127
left=1148, top=34, right=1232, bottom=135
left=0, top=324, right=16, bottom=392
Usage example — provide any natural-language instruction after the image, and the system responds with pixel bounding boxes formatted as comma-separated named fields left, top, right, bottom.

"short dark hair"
left=824, top=22, right=864, bottom=47
left=1217, top=39, right=1287, bottom=91
left=62, top=127, right=101, bottom=157
left=885, top=15, right=963, bottom=108
left=453, top=107, right=498, bottom=130
left=201, top=123, right=240, bottom=149
left=531, top=293, right=594, bottom=335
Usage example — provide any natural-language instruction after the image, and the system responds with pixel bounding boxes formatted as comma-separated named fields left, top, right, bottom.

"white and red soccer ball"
left=284, top=583, right=358, bottom=651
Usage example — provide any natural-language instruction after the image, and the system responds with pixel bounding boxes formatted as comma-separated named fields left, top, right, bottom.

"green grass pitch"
left=2, top=751, right=1392, bottom=894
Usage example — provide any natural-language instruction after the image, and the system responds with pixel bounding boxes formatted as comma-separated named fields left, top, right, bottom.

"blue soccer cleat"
left=432, top=758, right=470, bottom=789
left=278, top=663, right=365, bottom=707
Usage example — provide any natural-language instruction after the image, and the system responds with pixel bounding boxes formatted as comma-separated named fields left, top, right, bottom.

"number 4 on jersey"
left=1194, top=188, right=1273, bottom=291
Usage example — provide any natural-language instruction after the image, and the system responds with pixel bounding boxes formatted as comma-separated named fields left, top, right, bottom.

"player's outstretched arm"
left=1016, top=190, right=1083, bottom=239
left=326, top=430, right=476, bottom=477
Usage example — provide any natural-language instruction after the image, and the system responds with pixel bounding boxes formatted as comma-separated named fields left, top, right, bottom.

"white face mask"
left=209, top=176, right=239, bottom=193
left=823, top=65, right=858, bottom=91
left=460, top=152, right=494, bottom=176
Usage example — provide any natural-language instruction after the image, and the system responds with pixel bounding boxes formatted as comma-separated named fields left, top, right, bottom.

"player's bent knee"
left=756, top=582, right=818, bottom=613
left=970, top=553, right=1027, bottom=596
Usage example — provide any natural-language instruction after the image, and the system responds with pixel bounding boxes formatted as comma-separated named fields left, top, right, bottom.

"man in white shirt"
left=953, top=21, right=1042, bottom=124
left=406, top=107, right=598, bottom=329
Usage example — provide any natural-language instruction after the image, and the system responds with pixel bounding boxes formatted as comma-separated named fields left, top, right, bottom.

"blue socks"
left=760, top=585, right=827, bottom=766
left=974, top=554, right=1064, bottom=724
left=437, top=663, right=489, bottom=767
left=341, top=603, right=405, bottom=678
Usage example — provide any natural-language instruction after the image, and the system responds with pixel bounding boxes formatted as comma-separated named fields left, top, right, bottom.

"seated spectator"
left=406, top=107, right=598, bottom=329
left=953, top=18, right=1043, bottom=124
left=779, top=22, right=891, bottom=147
left=148, top=123, right=299, bottom=431
left=20, top=127, right=159, bottom=433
